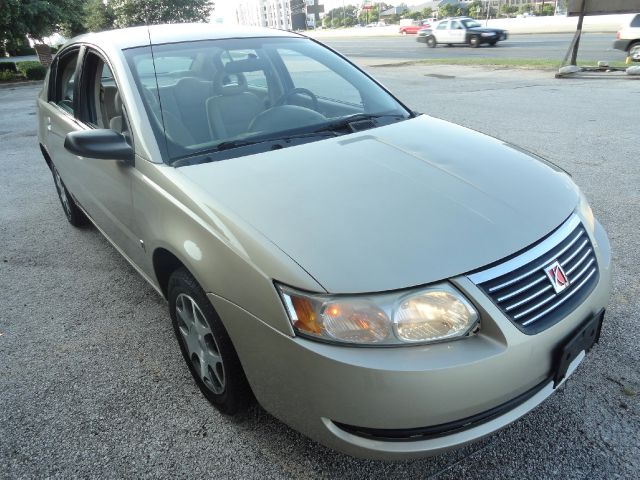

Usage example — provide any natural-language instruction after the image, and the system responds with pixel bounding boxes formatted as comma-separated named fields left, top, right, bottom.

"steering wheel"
left=275, top=87, right=319, bottom=111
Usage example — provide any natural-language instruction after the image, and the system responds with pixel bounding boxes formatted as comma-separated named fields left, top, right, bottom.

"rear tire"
left=470, top=36, right=480, bottom=48
left=426, top=36, right=437, bottom=48
left=51, top=164, right=88, bottom=227
left=168, top=268, right=252, bottom=415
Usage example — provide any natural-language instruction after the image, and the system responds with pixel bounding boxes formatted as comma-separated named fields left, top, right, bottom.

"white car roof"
left=64, top=23, right=300, bottom=51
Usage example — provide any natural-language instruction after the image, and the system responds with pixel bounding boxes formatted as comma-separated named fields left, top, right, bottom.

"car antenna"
left=147, top=24, right=171, bottom=158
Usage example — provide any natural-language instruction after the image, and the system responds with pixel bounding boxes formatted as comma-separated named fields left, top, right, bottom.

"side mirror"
left=64, top=129, right=134, bottom=162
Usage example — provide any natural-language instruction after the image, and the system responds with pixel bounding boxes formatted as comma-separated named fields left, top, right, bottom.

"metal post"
left=570, top=0, right=586, bottom=66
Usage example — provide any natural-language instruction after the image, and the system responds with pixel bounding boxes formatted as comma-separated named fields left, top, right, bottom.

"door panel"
left=70, top=49, right=144, bottom=266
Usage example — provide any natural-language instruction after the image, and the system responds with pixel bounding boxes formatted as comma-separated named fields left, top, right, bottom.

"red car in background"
left=399, top=19, right=435, bottom=34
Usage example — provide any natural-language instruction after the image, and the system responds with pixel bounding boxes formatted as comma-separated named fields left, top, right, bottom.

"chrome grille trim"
left=566, top=249, right=593, bottom=275
left=468, top=214, right=581, bottom=285
left=560, top=238, right=588, bottom=266
left=505, top=284, right=553, bottom=311
left=468, top=214, right=599, bottom=333
left=496, top=274, right=546, bottom=302
left=521, top=268, right=597, bottom=326
left=513, top=293, right=557, bottom=319
left=488, top=228, right=584, bottom=293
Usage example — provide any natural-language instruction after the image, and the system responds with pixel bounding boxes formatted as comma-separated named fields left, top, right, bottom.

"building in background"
left=235, top=0, right=324, bottom=30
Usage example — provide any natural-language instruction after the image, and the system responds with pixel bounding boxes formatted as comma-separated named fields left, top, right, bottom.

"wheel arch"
left=153, top=247, right=189, bottom=299
left=39, top=143, right=53, bottom=171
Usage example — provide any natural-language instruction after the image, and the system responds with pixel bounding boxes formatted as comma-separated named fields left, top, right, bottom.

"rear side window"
left=437, top=22, right=448, bottom=30
left=52, top=50, right=79, bottom=113
left=632, top=15, right=640, bottom=28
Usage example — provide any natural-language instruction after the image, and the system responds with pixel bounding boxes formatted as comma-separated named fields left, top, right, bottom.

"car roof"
left=64, top=23, right=300, bottom=51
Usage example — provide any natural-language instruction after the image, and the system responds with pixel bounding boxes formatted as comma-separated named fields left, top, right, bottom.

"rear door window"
left=631, top=15, right=640, bottom=28
left=51, top=49, right=80, bottom=114
left=78, top=51, right=131, bottom=140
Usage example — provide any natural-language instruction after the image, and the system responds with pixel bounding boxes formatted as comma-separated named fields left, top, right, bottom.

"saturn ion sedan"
left=37, top=24, right=611, bottom=459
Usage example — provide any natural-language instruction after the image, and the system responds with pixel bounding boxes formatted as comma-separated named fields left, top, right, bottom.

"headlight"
left=577, top=190, right=595, bottom=233
left=277, top=283, right=479, bottom=346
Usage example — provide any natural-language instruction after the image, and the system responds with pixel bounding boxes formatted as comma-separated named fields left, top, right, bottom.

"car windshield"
left=124, top=37, right=410, bottom=165
left=461, top=19, right=481, bottom=28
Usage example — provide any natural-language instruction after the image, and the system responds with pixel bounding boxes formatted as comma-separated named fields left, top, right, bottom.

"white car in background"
left=613, top=13, right=640, bottom=61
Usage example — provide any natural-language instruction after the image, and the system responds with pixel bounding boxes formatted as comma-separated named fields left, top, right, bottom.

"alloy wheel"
left=175, top=293, right=226, bottom=394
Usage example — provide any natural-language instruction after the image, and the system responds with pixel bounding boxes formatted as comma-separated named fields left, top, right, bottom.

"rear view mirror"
left=64, top=129, right=134, bottom=162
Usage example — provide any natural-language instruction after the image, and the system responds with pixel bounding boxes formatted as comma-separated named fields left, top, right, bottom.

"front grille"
left=469, top=215, right=599, bottom=334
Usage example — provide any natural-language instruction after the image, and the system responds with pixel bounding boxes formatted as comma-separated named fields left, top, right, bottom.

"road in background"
left=322, top=32, right=626, bottom=63
left=1, top=67, right=638, bottom=478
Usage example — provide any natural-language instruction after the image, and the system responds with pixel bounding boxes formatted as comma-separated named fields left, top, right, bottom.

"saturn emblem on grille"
left=544, top=261, right=570, bottom=294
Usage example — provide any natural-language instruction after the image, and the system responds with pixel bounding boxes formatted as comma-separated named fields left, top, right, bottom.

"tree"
left=438, top=4, right=463, bottom=19
left=83, top=0, right=116, bottom=32
left=518, top=4, right=532, bottom=15
left=1, top=0, right=86, bottom=51
left=110, top=0, right=214, bottom=28
left=421, top=7, right=434, bottom=18
left=540, top=3, right=555, bottom=16
left=468, top=1, right=482, bottom=19
left=500, top=4, right=518, bottom=17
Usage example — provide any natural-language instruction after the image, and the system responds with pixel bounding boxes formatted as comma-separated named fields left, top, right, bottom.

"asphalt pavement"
left=1, top=65, right=639, bottom=478
left=322, top=32, right=627, bottom=63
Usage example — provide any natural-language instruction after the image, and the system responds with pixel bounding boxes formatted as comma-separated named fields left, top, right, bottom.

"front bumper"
left=613, top=39, right=632, bottom=52
left=416, top=35, right=428, bottom=43
left=209, top=218, right=611, bottom=459
left=479, top=32, right=508, bottom=44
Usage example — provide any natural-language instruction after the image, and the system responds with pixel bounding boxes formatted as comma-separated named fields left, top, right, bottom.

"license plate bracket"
left=553, top=309, right=604, bottom=388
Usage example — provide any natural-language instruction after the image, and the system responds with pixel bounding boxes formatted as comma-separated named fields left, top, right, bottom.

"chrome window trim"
left=467, top=214, right=581, bottom=285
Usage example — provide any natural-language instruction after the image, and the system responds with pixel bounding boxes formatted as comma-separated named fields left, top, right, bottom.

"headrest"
left=113, top=91, right=123, bottom=116
left=213, top=70, right=248, bottom=96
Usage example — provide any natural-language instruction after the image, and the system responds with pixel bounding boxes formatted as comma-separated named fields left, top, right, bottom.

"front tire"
left=469, top=36, right=480, bottom=48
left=168, top=268, right=252, bottom=415
left=52, top=164, right=88, bottom=227
left=426, top=36, right=437, bottom=48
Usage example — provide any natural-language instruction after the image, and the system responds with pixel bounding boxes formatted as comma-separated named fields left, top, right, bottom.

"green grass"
left=373, top=58, right=631, bottom=70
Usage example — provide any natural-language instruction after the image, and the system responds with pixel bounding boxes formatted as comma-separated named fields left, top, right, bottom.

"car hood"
left=179, top=115, right=578, bottom=294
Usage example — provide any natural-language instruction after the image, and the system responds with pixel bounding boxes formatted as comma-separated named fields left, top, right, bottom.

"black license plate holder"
left=553, top=309, right=604, bottom=388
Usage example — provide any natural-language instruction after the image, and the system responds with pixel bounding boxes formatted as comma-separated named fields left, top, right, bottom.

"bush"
left=0, top=70, right=19, bottom=81
left=16, top=61, right=47, bottom=80
left=0, top=62, right=17, bottom=73
left=12, top=44, right=36, bottom=56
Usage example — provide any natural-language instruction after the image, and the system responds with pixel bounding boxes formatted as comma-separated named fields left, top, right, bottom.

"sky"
left=212, top=1, right=394, bottom=24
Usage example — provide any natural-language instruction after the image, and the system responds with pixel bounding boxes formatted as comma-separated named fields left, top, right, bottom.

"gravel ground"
left=1, top=66, right=638, bottom=479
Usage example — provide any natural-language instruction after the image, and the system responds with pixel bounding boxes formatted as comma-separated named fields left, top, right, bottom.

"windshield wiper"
left=319, top=113, right=408, bottom=133
left=213, top=130, right=338, bottom=152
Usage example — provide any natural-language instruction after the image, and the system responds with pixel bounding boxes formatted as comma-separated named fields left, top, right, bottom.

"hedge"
left=0, top=62, right=18, bottom=73
left=0, top=70, right=19, bottom=81
left=16, top=61, right=47, bottom=80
